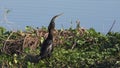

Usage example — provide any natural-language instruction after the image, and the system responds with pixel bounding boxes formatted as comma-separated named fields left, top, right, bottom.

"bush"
left=0, top=27, right=120, bottom=68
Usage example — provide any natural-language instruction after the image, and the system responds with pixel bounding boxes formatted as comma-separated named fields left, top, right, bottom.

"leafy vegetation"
left=0, top=26, right=120, bottom=68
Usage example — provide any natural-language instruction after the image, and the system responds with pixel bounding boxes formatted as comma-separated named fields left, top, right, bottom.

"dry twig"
left=107, top=20, right=116, bottom=34
left=3, top=31, right=14, bottom=52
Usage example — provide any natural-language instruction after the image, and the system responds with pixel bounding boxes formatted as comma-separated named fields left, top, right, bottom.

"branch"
left=2, top=31, right=14, bottom=52
left=106, top=20, right=116, bottom=35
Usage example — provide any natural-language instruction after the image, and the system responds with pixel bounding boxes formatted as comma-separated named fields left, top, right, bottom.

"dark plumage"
left=38, top=13, right=63, bottom=60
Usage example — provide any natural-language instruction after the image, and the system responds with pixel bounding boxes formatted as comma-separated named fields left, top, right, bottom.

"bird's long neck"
left=47, top=32, right=53, bottom=40
left=48, top=13, right=63, bottom=31
left=47, top=13, right=63, bottom=39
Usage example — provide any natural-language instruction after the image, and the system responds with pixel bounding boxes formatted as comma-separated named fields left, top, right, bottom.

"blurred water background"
left=0, top=0, right=120, bottom=34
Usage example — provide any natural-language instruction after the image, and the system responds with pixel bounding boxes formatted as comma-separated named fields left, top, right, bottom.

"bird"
left=38, top=13, right=63, bottom=60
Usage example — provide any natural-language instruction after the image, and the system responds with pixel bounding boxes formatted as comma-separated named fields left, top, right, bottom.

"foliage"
left=0, top=26, right=120, bottom=68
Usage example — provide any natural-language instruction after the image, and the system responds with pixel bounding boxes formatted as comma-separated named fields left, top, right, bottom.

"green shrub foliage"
left=0, top=27, right=120, bottom=68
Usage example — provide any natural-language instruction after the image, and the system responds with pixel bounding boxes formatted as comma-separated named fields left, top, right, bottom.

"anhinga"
left=25, top=13, right=63, bottom=63
left=38, top=13, right=63, bottom=60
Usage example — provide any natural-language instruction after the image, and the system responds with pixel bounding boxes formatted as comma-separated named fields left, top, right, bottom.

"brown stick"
left=71, top=41, right=76, bottom=50
left=107, top=20, right=116, bottom=34
left=3, top=31, right=14, bottom=52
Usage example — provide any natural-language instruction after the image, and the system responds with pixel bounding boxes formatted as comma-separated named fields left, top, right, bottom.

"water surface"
left=0, top=0, right=120, bottom=33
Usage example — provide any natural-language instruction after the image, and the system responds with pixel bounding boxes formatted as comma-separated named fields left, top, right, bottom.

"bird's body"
left=39, top=34, right=53, bottom=59
left=38, top=13, right=63, bottom=60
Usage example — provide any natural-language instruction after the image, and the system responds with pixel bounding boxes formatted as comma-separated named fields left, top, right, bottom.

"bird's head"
left=48, top=13, right=63, bottom=32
